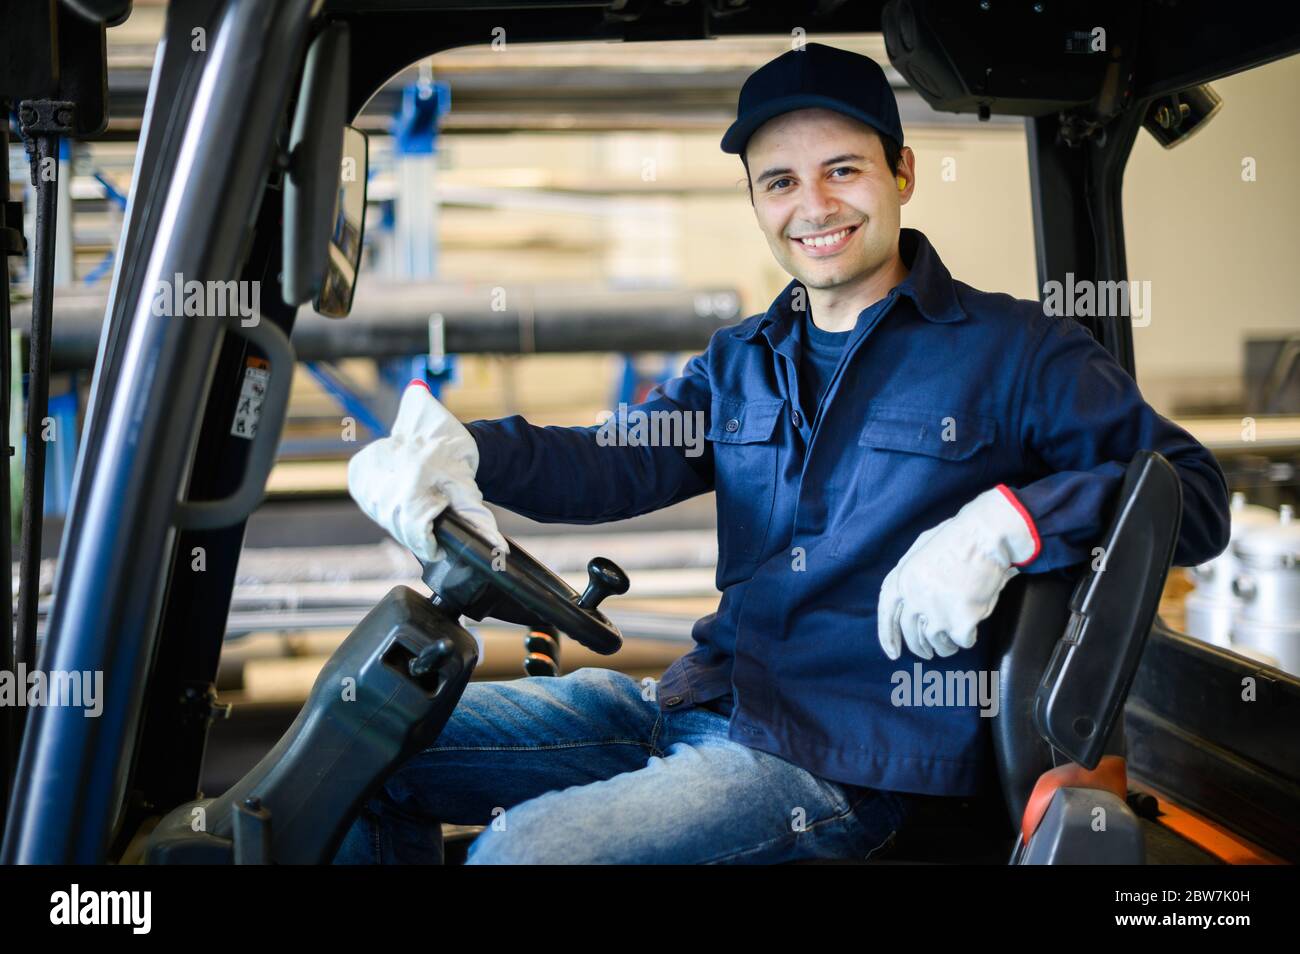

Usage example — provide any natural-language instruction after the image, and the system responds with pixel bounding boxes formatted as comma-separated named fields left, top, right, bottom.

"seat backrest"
left=987, top=451, right=1185, bottom=833
left=987, top=573, right=1076, bottom=831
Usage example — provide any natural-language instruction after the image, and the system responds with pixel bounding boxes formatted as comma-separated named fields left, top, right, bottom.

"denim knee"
left=462, top=804, right=570, bottom=865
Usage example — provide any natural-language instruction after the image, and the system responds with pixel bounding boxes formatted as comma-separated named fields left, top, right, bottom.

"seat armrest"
left=1033, top=450, right=1183, bottom=768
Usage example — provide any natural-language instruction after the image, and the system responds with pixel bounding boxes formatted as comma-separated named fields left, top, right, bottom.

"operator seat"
left=877, top=450, right=1183, bottom=864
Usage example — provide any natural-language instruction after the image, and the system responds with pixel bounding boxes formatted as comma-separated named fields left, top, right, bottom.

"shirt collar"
left=732, top=228, right=967, bottom=342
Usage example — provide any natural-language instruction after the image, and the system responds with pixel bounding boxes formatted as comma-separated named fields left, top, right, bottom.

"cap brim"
left=720, top=94, right=901, bottom=155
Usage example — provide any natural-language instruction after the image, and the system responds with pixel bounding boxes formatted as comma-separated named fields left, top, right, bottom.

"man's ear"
left=896, top=145, right=917, bottom=205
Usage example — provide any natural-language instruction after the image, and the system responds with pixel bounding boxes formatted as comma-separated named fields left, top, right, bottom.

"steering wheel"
left=421, top=508, right=629, bottom=655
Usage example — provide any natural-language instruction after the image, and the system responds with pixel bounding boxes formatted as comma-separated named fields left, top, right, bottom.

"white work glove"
left=347, top=381, right=508, bottom=568
left=877, top=486, right=1038, bottom=661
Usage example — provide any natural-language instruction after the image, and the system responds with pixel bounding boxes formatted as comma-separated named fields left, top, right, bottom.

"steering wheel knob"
left=578, top=556, right=630, bottom=610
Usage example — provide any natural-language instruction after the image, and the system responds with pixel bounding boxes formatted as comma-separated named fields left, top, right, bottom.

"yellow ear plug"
left=898, top=176, right=907, bottom=191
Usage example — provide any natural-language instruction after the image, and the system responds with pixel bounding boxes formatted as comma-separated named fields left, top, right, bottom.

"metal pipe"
left=11, top=282, right=744, bottom=369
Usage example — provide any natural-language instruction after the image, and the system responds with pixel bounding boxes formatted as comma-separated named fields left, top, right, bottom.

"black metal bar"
left=1083, top=106, right=1145, bottom=375
left=1025, top=106, right=1143, bottom=376
left=14, top=100, right=73, bottom=696
left=0, top=101, right=16, bottom=832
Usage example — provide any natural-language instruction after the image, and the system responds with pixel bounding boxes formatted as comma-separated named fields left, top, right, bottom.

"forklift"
left=1, top=0, right=1296, bottom=864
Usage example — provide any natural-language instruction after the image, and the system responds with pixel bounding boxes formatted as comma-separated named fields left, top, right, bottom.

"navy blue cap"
left=721, top=43, right=903, bottom=156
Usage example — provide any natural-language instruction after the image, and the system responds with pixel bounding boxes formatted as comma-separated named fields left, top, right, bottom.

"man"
left=335, top=43, right=1230, bottom=864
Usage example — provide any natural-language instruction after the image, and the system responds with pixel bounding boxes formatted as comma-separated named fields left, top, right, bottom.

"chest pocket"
left=707, top=396, right=785, bottom=580
left=831, top=404, right=997, bottom=559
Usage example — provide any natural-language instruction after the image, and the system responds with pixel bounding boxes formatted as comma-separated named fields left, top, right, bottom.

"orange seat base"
left=1021, top=755, right=1129, bottom=843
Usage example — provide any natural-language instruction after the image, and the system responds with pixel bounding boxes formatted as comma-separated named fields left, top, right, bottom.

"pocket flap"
left=858, top=405, right=995, bottom=461
left=707, top=396, right=784, bottom=444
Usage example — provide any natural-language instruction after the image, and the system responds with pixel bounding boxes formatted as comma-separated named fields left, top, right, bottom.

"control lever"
left=408, top=638, right=456, bottom=691
left=579, top=557, right=630, bottom=610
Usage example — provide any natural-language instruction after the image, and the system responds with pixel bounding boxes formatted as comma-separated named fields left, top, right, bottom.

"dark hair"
left=740, top=129, right=903, bottom=204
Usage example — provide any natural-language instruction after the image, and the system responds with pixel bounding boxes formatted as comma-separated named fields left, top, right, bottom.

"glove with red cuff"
left=877, top=484, right=1040, bottom=661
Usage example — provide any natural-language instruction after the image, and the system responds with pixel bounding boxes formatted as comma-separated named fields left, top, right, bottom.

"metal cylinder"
left=12, top=282, right=745, bottom=370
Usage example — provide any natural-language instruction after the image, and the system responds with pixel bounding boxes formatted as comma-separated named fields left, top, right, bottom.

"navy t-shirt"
left=701, top=312, right=850, bottom=719
left=798, top=314, right=853, bottom=427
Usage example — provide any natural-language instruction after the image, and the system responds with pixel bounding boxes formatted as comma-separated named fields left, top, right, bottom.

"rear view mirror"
left=282, top=22, right=349, bottom=309
left=314, top=126, right=368, bottom=318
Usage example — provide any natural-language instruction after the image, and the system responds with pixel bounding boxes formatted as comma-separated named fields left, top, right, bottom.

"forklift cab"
left=136, top=450, right=1177, bottom=865
left=3, top=0, right=1298, bottom=864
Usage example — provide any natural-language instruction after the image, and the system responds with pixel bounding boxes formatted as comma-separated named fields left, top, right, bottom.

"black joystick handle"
left=408, top=638, right=456, bottom=690
left=578, top=557, right=630, bottom=611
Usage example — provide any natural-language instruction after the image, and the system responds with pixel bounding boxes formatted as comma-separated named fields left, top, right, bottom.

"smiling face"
left=745, top=108, right=914, bottom=293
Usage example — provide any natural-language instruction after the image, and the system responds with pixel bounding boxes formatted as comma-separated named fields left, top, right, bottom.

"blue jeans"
left=333, top=667, right=913, bottom=864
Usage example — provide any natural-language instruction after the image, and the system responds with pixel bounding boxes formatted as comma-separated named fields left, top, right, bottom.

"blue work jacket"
left=467, top=228, right=1231, bottom=797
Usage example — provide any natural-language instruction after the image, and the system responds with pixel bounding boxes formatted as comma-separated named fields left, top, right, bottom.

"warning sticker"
left=231, top=358, right=270, bottom=440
